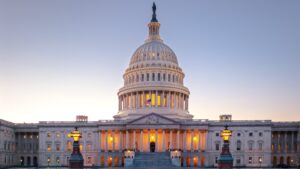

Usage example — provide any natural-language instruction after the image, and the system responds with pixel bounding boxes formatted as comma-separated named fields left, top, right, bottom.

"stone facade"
left=0, top=4, right=300, bottom=168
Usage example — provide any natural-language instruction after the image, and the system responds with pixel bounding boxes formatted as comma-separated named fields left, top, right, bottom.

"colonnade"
left=119, top=91, right=189, bottom=111
left=99, top=129, right=206, bottom=152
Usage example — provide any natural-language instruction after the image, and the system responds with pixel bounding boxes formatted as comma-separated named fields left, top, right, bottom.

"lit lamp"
left=68, top=127, right=84, bottom=169
left=218, top=125, right=233, bottom=169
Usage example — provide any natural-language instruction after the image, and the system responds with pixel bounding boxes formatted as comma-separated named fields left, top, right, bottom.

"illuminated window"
left=30, top=135, right=33, bottom=139
left=47, top=133, right=51, bottom=138
left=151, top=93, right=156, bottom=106
left=56, top=157, right=60, bottom=164
left=248, top=157, right=252, bottom=164
left=146, top=93, right=150, bottom=106
left=163, top=95, right=167, bottom=107
left=87, top=157, right=92, bottom=164
left=67, top=141, right=72, bottom=151
left=87, top=144, right=92, bottom=151
left=80, top=144, right=83, bottom=151
left=56, top=144, right=60, bottom=151
left=23, top=135, right=26, bottom=139
left=47, top=144, right=51, bottom=152
left=47, top=157, right=51, bottom=165
left=56, top=133, right=60, bottom=138
left=272, top=144, right=274, bottom=152
left=157, top=95, right=161, bottom=106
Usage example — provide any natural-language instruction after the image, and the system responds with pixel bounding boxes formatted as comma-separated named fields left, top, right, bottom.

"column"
left=198, top=130, right=201, bottom=152
left=156, top=91, right=158, bottom=107
left=149, top=91, right=152, bottom=107
left=140, top=130, right=143, bottom=152
left=133, top=130, right=136, bottom=150
left=191, top=130, right=194, bottom=152
left=155, top=129, right=158, bottom=152
left=170, top=130, right=173, bottom=150
left=119, top=130, right=122, bottom=151
left=105, top=130, right=108, bottom=152
left=136, top=92, right=140, bottom=109
left=284, top=132, right=287, bottom=152
left=147, top=129, right=150, bottom=152
left=126, top=130, right=129, bottom=149
left=177, top=130, right=180, bottom=149
left=167, top=92, right=170, bottom=108
left=277, top=132, right=280, bottom=152
left=162, top=130, right=165, bottom=151
left=162, top=91, right=165, bottom=107
left=112, top=130, right=115, bottom=152
left=143, top=91, right=146, bottom=108
left=183, top=130, right=187, bottom=152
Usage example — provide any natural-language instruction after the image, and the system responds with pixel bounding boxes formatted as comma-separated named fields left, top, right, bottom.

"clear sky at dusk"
left=0, top=0, right=299, bottom=123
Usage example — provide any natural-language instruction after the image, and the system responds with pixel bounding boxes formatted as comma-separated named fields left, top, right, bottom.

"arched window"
left=158, top=73, right=161, bottom=81
left=163, top=73, right=166, bottom=81
left=141, top=74, right=144, bottom=82
left=152, top=73, right=155, bottom=81
left=136, top=74, right=139, bottom=82
left=146, top=73, right=149, bottom=81
left=172, top=75, right=175, bottom=82
left=168, top=74, right=171, bottom=82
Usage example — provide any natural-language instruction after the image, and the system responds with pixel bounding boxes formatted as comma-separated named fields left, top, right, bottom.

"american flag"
left=145, top=98, right=151, bottom=105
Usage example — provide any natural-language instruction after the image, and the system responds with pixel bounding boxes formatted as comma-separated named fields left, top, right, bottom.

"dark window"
left=147, top=73, right=149, bottom=81
left=152, top=73, right=155, bottom=81
left=158, top=73, right=161, bottom=81
left=136, top=75, right=139, bottom=82
left=216, top=133, right=219, bottom=137
left=141, top=74, right=144, bottom=81
left=249, top=132, right=253, bottom=137
left=168, top=74, right=171, bottom=82
left=216, top=143, right=220, bottom=150
left=259, top=132, right=263, bottom=137
left=237, top=133, right=241, bottom=137
left=163, top=74, right=166, bottom=81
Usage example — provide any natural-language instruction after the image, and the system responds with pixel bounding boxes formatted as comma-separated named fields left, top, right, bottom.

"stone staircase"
left=133, top=152, right=173, bottom=167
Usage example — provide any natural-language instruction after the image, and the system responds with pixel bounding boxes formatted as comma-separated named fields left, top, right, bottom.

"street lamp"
left=218, top=125, right=233, bottom=169
left=68, top=127, right=84, bottom=169
left=259, top=157, right=262, bottom=169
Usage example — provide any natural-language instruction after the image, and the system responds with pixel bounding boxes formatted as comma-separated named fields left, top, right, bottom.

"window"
left=47, top=144, right=51, bottom=152
left=56, top=157, right=60, bottom=164
left=163, top=74, right=166, bottom=81
left=249, top=142, right=253, bottom=151
left=216, top=143, right=220, bottom=151
left=87, top=157, right=92, bottom=164
left=258, top=157, right=263, bottom=164
left=237, top=140, right=241, bottom=151
left=87, top=133, right=92, bottom=138
left=146, top=73, right=149, bottom=81
left=47, top=157, right=51, bottom=165
left=215, top=157, right=218, bottom=163
left=152, top=73, right=155, bottom=81
left=56, top=133, right=60, bottom=138
left=87, top=144, right=92, bottom=151
left=47, top=133, right=51, bottom=138
left=249, top=132, right=253, bottom=137
left=216, top=133, right=219, bottom=137
left=24, top=135, right=27, bottom=139
left=158, top=73, right=161, bottom=81
left=248, top=157, right=252, bottom=164
left=67, top=141, right=72, bottom=151
left=56, top=144, right=60, bottom=151
left=168, top=74, right=171, bottom=82
left=259, top=142, right=263, bottom=151
left=237, top=133, right=241, bottom=137
left=236, top=159, right=241, bottom=165
left=136, top=75, right=139, bottom=82
left=172, top=75, right=175, bottom=82
left=259, top=132, right=263, bottom=137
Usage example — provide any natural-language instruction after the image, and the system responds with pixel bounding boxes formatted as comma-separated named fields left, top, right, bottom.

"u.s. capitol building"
left=0, top=4, right=299, bottom=168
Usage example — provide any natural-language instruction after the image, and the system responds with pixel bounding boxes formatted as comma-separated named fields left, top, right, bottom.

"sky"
left=0, top=0, right=299, bottom=123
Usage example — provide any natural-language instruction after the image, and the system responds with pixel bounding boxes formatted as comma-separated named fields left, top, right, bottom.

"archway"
left=272, top=156, right=277, bottom=166
left=33, top=156, right=38, bottom=167
left=150, top=141, right=155, bottom=152
left=193, top=156, right=198, bottom=167
left=20, top=157, right=24, bottom=166
left=279, top=156, right=284, bottom=165
left=186, top=156, right=191, bottom=167
left=114, top=156, right=119, bottom=167
left=100, top=156, right=105, bottom=167
left=107, top=156, right=112, bottom=167
left=201, top=156, right=206, bottom=167
left=27, top=156, right=31, bottom=166
left=287, top=156, right=291, bottom=166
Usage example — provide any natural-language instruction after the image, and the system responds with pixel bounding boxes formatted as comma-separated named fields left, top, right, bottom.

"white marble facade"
left=0, top=4, right=300, bottom=168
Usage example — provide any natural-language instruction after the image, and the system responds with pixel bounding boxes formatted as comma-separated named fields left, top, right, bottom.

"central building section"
left=114, top=5, right=192, bottom=120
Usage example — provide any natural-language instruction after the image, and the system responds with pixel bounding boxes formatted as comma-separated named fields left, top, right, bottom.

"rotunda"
left=114, top=3, right=193, bottom=120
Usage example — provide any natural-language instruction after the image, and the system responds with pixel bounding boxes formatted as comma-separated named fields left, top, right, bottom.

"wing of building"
left=0, top=3, right=299, bottom=168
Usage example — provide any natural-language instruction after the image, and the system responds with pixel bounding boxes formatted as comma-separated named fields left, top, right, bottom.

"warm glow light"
left=193, top=136, right=197, bottom=141
left=109, top=136, right=113, bottom=141
left=221, top=126, right=232, bottom=141
left=68, top=127, right=82, bottom=141
left=151, top=136, right=155, bottom=141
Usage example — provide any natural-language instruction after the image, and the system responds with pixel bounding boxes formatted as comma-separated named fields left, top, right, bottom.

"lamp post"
left=218, top=125, right=233, bottom=169
left=68, top=127, right=84, bottom=169
left=259, top=157, right=262, bottom=169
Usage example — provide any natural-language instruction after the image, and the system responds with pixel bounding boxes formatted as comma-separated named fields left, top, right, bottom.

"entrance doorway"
left=150, top=141, right=155, bottom=152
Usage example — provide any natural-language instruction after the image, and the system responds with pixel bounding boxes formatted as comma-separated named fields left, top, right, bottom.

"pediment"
left=128, top=113, right=178, bottom=125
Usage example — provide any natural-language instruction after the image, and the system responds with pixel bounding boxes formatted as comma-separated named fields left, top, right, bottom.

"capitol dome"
left=114, top=3, right=192, bottom=120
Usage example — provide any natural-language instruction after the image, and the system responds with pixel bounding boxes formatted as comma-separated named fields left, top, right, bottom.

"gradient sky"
left=0, top=0, right=299, bottom=123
